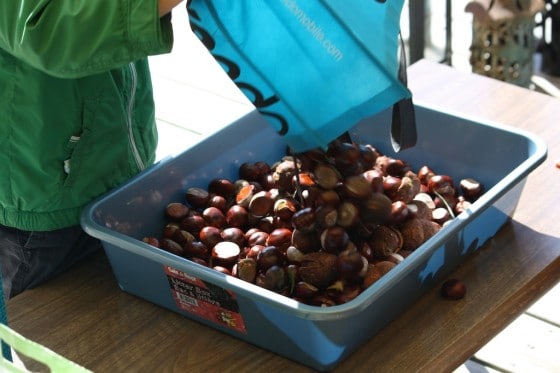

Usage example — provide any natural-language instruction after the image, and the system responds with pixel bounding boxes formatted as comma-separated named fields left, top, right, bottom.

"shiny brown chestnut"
left=313, top=163, right=341, bottom=190
left=428, top=174, right=456, bottom=196
left=165, top=202, right=190, bottom=221
left=266, top=228, right=293, bottom=251
left=225, top=205, right=249, bottom=228
left=221, top=227, right=246, bottom=248
left=256, top=245, right=284, bottom=270
left=440, top=278, right=467, bottom=300
left=199, top=226, right=223, bottom=248
left=211, top=241, right=241, bottom=268
left=180, top=214, right=206, bottom=235
left=248, top=190, right=275, bottom=217
left=336, top=201, right=360, bottom=228
left=202, top=206, right=226, bottom=228
left=320, top=226, right=350, bottom=253
left=208, top=178, right=236, bottom=198
left=460, top=178, right=484, bottom=200
left=183, top=240, right=209, bottom=259
left=185, top=187, right=210, bottom=208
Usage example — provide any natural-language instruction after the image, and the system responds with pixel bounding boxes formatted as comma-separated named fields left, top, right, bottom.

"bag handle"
left=0, top=324, right=92, bottom=373
left=391, top=32, right=417, bottom=152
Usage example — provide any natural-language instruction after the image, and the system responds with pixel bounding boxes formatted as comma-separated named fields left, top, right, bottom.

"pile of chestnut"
left=143, top=139, right=483, bottom=306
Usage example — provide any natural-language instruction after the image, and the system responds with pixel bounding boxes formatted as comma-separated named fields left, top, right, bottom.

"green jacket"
left=0, top=1, right=174, bottom=230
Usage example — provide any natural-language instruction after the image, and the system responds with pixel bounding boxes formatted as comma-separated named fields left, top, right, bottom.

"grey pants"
left=0, top=224, right=101, bottom=300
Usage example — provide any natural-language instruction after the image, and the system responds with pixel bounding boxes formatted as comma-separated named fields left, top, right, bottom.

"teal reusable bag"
left=1, top=270, right=12, bottom=363
left=187, top=0, right=413, bottom=152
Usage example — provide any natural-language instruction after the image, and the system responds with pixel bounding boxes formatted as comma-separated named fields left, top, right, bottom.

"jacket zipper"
left=127, top=62, right=145, bottom=171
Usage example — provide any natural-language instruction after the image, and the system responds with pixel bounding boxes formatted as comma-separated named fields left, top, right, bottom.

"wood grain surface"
left=7, top=60, right=560, bottom=373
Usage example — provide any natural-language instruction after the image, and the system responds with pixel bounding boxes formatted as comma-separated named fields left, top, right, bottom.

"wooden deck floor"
left=149, top=7, right=559, bottom=372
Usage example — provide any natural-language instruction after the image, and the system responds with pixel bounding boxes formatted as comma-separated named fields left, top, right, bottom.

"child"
left=0, top=0, right=184, bottom=299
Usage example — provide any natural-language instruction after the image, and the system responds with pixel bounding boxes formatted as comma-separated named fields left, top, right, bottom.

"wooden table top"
left=7, top=60, right=560, bottom=373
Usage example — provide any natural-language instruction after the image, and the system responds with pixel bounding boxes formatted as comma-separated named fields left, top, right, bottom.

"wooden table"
left=7, top=60, right=560, bottom=372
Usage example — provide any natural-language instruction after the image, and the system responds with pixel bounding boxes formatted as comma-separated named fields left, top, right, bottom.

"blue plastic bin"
left=81, top=103, right=546, bottom=371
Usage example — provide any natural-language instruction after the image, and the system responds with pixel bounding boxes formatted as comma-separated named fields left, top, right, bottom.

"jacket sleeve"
left=0, top=0, right=174, bottom=78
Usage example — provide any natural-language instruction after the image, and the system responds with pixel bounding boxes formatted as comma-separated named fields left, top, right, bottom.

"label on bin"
left=164, top=265, right=247, bottom=334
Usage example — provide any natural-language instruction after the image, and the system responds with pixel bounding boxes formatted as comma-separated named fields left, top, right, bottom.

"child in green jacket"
left=0, top=0, right=184, bottom=299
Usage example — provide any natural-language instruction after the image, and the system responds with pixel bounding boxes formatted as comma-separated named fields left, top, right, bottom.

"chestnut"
left=272, top=159, right=298, bottom=192
left=413, top=192, right=436, bottom=210
left=256, top=246, right=284, bottom=270
left=375, top=260, right=397, bottom=276
left=160, top=238, right=184, bottom=256
left=246, top=230, right=269, bottom=247
left=360, top=193, right=392, bottom=226
left=299, top=252, right=339, bottom=289
left=248, top=190, right=275, bottom=217
left=362, top=169, right=384, bottom=193
left=165, top=202, right=190, bottom=221
left=336, top=201, right=360, bottom=228
left=314, top=204, right=338, bottom=229
left=337, top=248, right=366, bottom=281
left=313, top=163, right=341, bottom=190
left=332, top=142, right=362, bottom=174
left=432, top=207, right=451, bottom=225
left=343, top=175, right=372, bottom=199
left=162, top=222, right=181, bottom=240
left=286, top=245, right=305, bottom=263
left=317, top=189, right=341, bottom=207
left=291, top=207, right=316, bottom=232
left=208, top=194, right=228, bottom=213
left=293, top=281, right=320, bottom=299
left=274, top=198, right=298, bottom=221
left=261, top=265, right=287, bottom=292
left=235, top=258, right=258, bottom=283
left=211, top=241, right=241, bottom=268
left=292, top=171, right=316, bottom=189
left=221, top=227, right=246, bottom=248
left=383, top=175, right=402, bottom=200
left=239, top=162, right=263, bottom=181
left=202, top=206, right=226, bottom=228
left=225, top=205, right=249, bottom=228
left=142, top=236, right=160, bottom=248
left=358, top=144, right=378, bottom=169
left=362, top=264, right=382, bottom=288
left=320, top=226, right=350, bottom=253
left=245, top=244, right=264, bottom=260
left=428, top=174, right=455, bottom=197
left=291, top=229, right=319, bottom=253
left=387, top=201, right=410, bottom=225
left=180, top=214, right=206, bottom=235
left=376, top=156, right=410, bottom=177
left=185, top=187, right=210, bottom=208
left=440, top=278, right=467, bottom=300
left=368, top=225, right=403, bottom=258
left=266, top=227, right=293, bottom=251
left=199, top=226, right=223, bottom=248
left=183, top=240, right=209, bottom=259
left=460, top=178, right=483, bottom=200
left=400, top=218, right=440, bottom=251
left=236, top=183, right=257, bottom=209
left=394, top=172, right=421, bottom=203
left=212, top=266, right=232, bottom=275
left=208, top=178, right=236, bottom=198
left=417, top=165, right=435, bottom=185
left=172, top=229, right=195, bottom=246
left=454, top=196, right=472, bottom=215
